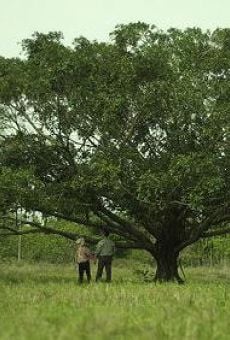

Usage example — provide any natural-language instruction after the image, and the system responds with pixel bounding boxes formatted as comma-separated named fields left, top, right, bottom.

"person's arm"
left=111, top=241, right=115, bottom=255
left=95, top=240, right=103, bottom=257
left=85, top=247, right=97, bottom=262
left=84, top=247, right=92, bottom=260
left=74, top=248, right=78, bottom=263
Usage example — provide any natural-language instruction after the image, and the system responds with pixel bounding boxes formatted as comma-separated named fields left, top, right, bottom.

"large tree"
left=0, top=23, right=230, bottom=282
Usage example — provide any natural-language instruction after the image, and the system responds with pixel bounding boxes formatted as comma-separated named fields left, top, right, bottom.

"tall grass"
left=0, top=261, right=230, bottom=339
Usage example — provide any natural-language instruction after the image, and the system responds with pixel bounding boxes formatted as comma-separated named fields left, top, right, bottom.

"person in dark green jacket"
left=95, top=229, right=115, bottom=282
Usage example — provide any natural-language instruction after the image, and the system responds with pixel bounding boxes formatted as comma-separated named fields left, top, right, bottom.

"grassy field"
left=0, top=260, right=230, bottom=340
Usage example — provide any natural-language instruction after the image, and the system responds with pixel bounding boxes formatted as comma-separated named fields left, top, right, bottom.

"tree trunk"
left=154, top=245, right=184, bottom=284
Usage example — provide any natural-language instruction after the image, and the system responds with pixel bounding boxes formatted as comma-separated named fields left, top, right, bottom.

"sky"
left=0, top=0, right=230, bottom=58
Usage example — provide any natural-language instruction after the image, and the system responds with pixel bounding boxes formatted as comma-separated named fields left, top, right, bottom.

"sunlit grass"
left=0, top=261, right=230, bottom=339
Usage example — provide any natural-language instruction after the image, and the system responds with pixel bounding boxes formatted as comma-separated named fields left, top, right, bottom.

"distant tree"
left=0, top=23, right=229, bottom=282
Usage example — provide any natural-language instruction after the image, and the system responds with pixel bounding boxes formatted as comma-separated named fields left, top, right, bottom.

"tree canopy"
left=0, top=23, right=229, bottom=281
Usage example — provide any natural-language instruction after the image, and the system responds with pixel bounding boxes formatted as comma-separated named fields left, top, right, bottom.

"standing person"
left=75, top=238, right=92, bottom=284
left=95, top=230, right=115, bottom=282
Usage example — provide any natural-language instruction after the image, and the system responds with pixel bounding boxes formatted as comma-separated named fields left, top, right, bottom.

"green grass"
left=0, top=261, right=230, bottom=340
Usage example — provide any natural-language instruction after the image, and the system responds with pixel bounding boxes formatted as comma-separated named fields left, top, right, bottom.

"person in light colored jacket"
left=95, top=230, right=115, bottom=282
left=75, top=238, right=93, bottom=283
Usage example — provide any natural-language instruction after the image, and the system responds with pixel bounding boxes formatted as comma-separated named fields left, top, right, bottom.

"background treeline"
left=1, top=232, right=229, bottom=265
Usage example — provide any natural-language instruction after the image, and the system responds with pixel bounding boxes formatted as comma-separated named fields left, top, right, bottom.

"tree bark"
left=154, top=244, right=184, bottom=283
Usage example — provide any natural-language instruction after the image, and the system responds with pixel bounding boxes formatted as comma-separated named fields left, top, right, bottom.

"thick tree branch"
left=96, top=204, right=154, bottom=250
left=201, top=226, right=230, bottom=238
left=176, top=208, right=230, bottom=252
left=26, top=207, right=106, bottom=231
left=0, top=220, right=143, bottom=249
left=3, top=217, right=96, bottom=242
left=0, top=228, right=41, bottom=236
left=95, top=210, right=139, bottom=242
left=31, top=200, right=155, bottom=250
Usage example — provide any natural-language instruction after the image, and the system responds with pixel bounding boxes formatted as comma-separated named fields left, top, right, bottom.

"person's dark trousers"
left=96, top=256, right=113, bottom=282
left=78, top=261, right=91, bottom=283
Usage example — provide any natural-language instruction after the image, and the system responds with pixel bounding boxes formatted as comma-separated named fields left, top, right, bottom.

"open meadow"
left=0, top=260, right=230, bottom=340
